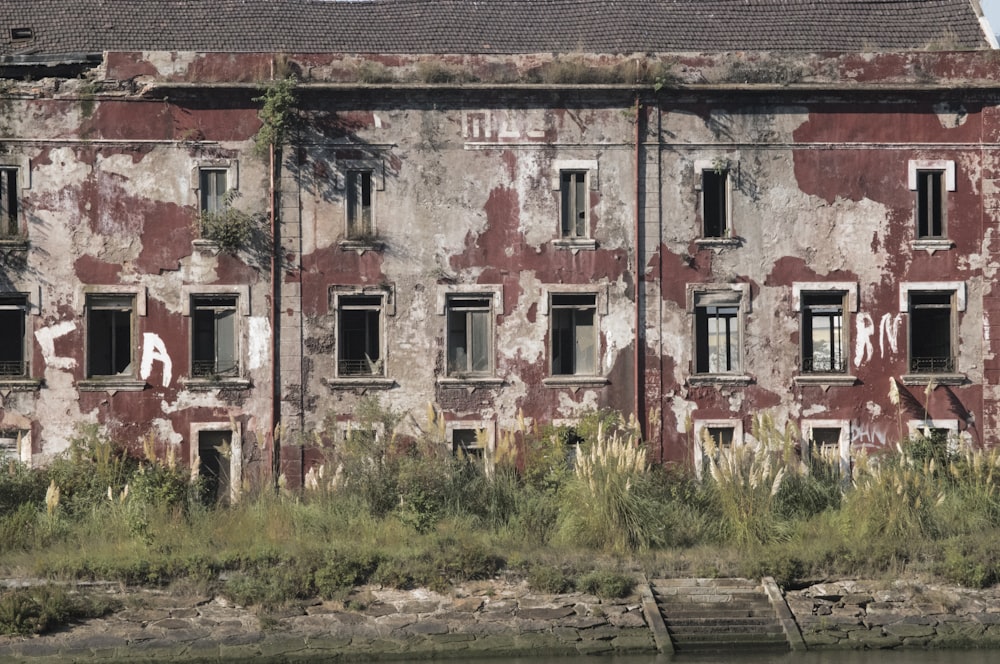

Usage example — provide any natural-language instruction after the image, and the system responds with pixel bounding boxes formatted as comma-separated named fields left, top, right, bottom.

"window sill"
left=182, top=377, right=253, bottom=392
left=0, top=238, right=29, bottom=252
left=901, top=373, right=966, bottom=386
left=911, top=238, right=953, bottom=255
left=437, top=376, right=504, bottom=390
left=695, top=237, right=741, bottom=248
left=542, top=376, right=609, bottom=389
left=78, top=378, right=147, bottom=393
left=326, top=377, right=396, bottom=390
left=794, top=374, right=858, bottom=388
left=552, top=238, right=597, bottom=253
left=339, top=239, right=385, bottom=255
left=688, top=374, right=753, bottom=387
left=0, top=378, right=42, bottom=392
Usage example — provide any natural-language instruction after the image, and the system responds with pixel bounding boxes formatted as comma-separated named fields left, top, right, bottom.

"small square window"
left=452, top=428, right=484, bottom=459
left=346, top=170, right=375, bottom=240
left=191, top=295, right=239, bottom=378
left=338, top=294, right=383, bottom=377
left=560, top=170, right=588, bottom=239
left=701, top=168, right=729, bottom=238
left=447, top=295, right=493, bottom=377
left=694, top=291, right=742, bottom=374
left=916, top=170, right=945, bottom=239
left=550, top=293, right=597, bottom=376
left=87, top=294, right=135, bottom=378
left=0, top=168, right=21, bottom=237
left=908, top=290, right=955, bottom=373
left=0, top=429, right=27, bottom=462
left=199, top=168, right=228, bottom=214
left=0, top=295, right=27, bottom=377
left=801, top=292, right=847, bottom=374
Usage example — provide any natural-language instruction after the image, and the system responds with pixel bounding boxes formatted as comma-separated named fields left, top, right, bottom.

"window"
left=694, top=293, right=741, bottom=374
left=0, top=295, right=27, bottom=377
left=560, top=170, right=587, bottom=239
left=86, top=294, right=134, bottom=377
left=197, top=429, right=233, bottom=505
left=701, top=168, right=729, bottom=238
left=551, top=293, right=597, bottom=376
left=191, top=296, right=238, bottom=378
left=801, top=292, right=846, bottom=373
left=199, top=168, right=228, bottom=214
left=802, top=420, right=851, bottom=479
left=338, top=295, right=383, bottom=377
left=447, top=295, right=493, bottom=376
left=452, top=428, right=484, bottom=459
left=0, top=168, right=19, bottom=237
left=346, top=170, right=374, bottom=239
left=0, top=430, right=27, bottom=463
left=915, top=170, right=945, bottom=239
left=908, top=290, right=955, bottom=373
left=693, top=419, right=743, bottom=479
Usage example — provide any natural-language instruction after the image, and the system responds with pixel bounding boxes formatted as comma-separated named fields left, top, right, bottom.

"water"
left=385, top=653, right=999, bottom=664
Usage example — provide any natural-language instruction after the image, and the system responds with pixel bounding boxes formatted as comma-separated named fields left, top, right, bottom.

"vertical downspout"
left=269, top=140, right=281, bottom=487
left=634, top=93, right=644, bottom=438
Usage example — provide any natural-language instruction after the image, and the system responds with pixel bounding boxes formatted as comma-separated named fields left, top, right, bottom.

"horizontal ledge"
left=326, top=377, right=396, bottom=390
left=0, top=379, right=43, bottom=392
left=436, top=377, right=504, bottom=389
left=181, top=378, right=253, bottom=392
left=694, top=237, right=741, bottom=248
left=900, top=373, right=967, bottom=386
left=551, top=238, right=598, bottom=251
left=78, top=378, right=147, bottom=393
left=541, top=376, right=609, bottom=388
left=687, top=374, right=753, bottom=387
left=793, top=374, right=858, bottom=387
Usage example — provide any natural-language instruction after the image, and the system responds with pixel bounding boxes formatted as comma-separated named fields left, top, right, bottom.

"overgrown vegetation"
left=2, top=401, right=1000, bottom=633
left=198, top=190, right=271, bottom=256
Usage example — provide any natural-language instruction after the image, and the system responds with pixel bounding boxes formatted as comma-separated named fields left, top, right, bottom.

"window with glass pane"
left=560, top=171, right=587, bottom=238
left=551, top=293, right=597, bottom=376
left=0, top=169, right=19, bottom=236
left=447, top=296, right=492, bottom=376
left=347, top=170, right=374, bottom=239
left=192, top=296, right=238, bottom=377
left=338, top=295, right=382, bottom=376
left=199, top=169, right=228, bottom=214
left=695, top=293, right=740, bottom=374
left=87, top=294, right=134, bottom=377
left=909, top=290, right=954, bottom=373
left=802, top=292, right=846, bottom=373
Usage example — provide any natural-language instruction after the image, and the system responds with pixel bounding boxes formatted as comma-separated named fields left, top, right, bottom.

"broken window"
left=0, top=295, right=27, bottom=377
left=452, top=428, right=484, bottom=459
left=801, top=292, right=846, bottom=373
left=916, top=169, right=945, bottom=239
left=346, top=170, right=374, bottom=239
left=338, top=294, right=383, bottom=377
left=447, top=295, right=492, bottom=376
left=86, top=294, right=134, bottom=377
left=551, top=293, right=597, bottom=376
left=199, top=168, right=228, bottom=214
left=908, top=290, right=955, bottom=373
left=191, top=295, right=238, bottom=378
left=694, top=291, right=741, bottom=374
left=0, top=168, right=20, bottom=237
left=701, top=168, right=729, bottom=238
left=197, top=430, right=232, bottom=506
left=560, top=170, right=588, bottom=238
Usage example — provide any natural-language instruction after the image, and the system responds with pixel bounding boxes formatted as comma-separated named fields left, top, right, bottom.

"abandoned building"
left=0, top=0, right=998, bottom=492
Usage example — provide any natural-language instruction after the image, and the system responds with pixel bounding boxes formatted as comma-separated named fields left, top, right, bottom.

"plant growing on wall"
left=253, top=77, right=298, bottom=156
left=198, top=190, right=267, bottom=255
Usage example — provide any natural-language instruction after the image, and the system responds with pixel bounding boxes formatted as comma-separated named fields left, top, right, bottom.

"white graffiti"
left=878, top=313, right=902, bottom=357
left=34, top=321, right=77, bottom=370
left=851, top=421, right=889, bottom=449
left=854, top=312, right=875, bottom=367
left=139, top=332, right=172, bottom=387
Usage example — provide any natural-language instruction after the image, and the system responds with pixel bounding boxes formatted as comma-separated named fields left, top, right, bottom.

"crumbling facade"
left=1, top=0, right=998, bottom=491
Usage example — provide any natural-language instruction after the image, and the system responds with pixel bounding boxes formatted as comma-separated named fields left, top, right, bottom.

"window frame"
left=446, top=420, right=496, bottom=468
left=346, top=169, right=375, bottom=240
left=445, top=294, right=494, bottom=378
left=792, top=282, right=858, bottom=386
left=180, top=285, right=250, bottom=389
left=694, top=158, right=738, bottom=245
left=900, top=281, right=965, bottom=384
left=908, top=159, right=955, bottom=252
left=329, top=285, right=395, bottom=389
left=189, top=420, right=242, bottom=505
left=687, top=283, right=751, bottom=385
left=0, top=167, right=22, bottom=238
left=435, top=286, right=503, bottom=387
left=192, top=160, right=238, bottom=214
left=338, top=159, right=385, bottom=251
left=551, top=159, right=598, bottom=251
left=84, top=292, right=137, bottom=381
left=190, top=295, right=240, bottom=379
left=541, top=284, right=609, bottom=388
left=692, top=418, right=743, bottom=479
left=337, top=294, right=384, bottom=378
left=0, top=157, right=30, bottom=245
left=801, top=419, right=852, bottom=479
left=0, top=294, right=29, bottom=379
left=549, top=292, right=599, bottom=377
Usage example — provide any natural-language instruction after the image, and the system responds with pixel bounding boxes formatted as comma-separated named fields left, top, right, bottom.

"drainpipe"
left=269, top=139, right=281, bottom=488
left=634, top=93, right=644, bottom=439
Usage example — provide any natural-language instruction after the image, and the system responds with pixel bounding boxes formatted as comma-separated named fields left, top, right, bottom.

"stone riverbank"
left=2, top=577, right=1000, bottom=662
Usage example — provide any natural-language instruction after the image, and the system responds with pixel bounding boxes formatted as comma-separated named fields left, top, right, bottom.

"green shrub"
left=578, top=570, right=635, bottom=599
left=937, top=535, right=1000, bottom=588
left=0, top=586, right=119, bottom=636
left=314, top=550, right=380, bottom=600
left=527, top=565, right=574, bottom=594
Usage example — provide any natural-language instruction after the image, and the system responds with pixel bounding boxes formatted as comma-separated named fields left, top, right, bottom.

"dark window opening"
left=452, top=428, right=484, bottom=459
left=338, top=295, right=382, bottom=376
left=695, top=297, right=740, bottom=374
left=0, top=169, right=19, bottom=237
left=702, top=169, right=729, bottom=238
left=802, top=292, right=846, bottom=373
left=87, top=294, right=133, bottom=377
left=909, top=291, right=954, bottom=373
left=551, top=293, right=597, bottom=375
left=192, top=296, right=238, bottom=378
left=347, top=171, right=374, bottom=239
left=447, top=296, right=492, bottom=376
left=916, top=170, right=945, bottom=239
left=10, top=28, right=33, bottom=41
left=199, top=169, right=228, bottom=214
left=0, top=295, right=26, bottom=377
left=197, top=430, right=232, bottom=506
left=560, top=171, right=587, bottom=238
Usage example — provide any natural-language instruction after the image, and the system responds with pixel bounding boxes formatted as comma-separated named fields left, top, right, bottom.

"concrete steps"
left=650, top=578, right=790, bottom=653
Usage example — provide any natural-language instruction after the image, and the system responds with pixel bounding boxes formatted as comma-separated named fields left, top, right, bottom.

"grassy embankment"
left=1, top=397, right=999, bottom=635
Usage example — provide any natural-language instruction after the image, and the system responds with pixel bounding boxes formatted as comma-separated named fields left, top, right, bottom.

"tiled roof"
left=0, top=0, right=991, bottom=56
